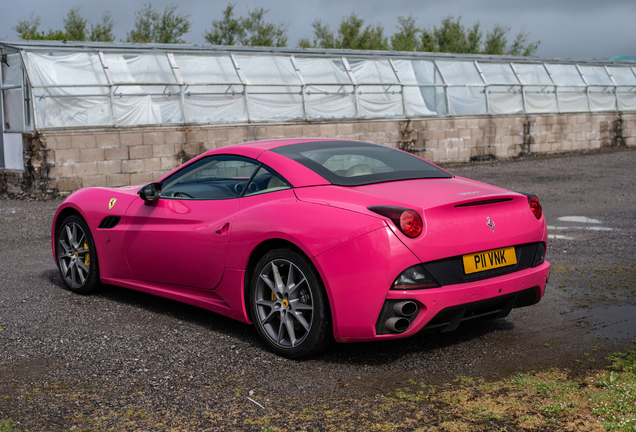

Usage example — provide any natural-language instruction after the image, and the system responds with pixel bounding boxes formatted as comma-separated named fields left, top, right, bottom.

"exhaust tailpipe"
left=385, top=317, right=410, bottom=333
left=393, top=301, right=417, bottom=317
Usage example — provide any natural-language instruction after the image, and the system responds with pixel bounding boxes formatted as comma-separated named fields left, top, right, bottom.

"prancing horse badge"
left=486, top=217, right=495, bottom=232
left=109, top=198, right=117, bottom=210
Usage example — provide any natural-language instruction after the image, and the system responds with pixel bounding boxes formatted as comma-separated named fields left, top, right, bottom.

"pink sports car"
left=52, top=139, right=550, bottom=358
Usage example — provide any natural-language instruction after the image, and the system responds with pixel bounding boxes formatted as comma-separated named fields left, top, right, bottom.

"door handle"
left=215, top=222, right=230, bottom=235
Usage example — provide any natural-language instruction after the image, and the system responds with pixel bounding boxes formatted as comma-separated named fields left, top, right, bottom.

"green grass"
left=3, top=347, right=636, bottom=431
left=0, top=420, right=18, bottom=432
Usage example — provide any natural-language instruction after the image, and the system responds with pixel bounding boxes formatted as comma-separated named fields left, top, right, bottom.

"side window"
left=161, top=155, right=259, bottom=200
left=243, top=165, right=291, bottom=197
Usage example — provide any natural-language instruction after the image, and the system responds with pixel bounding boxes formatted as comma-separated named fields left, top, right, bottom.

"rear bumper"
left=339, top=261, right=549, bottom=343
left=312, top=225, right=550, bottom=343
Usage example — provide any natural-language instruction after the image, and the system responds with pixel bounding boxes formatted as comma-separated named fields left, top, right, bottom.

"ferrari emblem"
left=282, top=299, right=289, bottom=308
left=109, top=198, right=117, bottom=210
left=487, top=217, right=495, bottom=232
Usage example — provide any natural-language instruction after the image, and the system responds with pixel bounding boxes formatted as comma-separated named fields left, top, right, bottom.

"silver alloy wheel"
left=58, top=221, right=91, bottom=289
left=254, top=259, right=314, bottom=348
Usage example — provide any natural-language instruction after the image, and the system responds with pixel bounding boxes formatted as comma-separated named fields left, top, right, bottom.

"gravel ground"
left=0, top=148, right=635, bottom=431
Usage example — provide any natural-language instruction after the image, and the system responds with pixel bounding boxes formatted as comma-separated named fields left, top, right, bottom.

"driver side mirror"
left=139, top=182, right=162, bottom=203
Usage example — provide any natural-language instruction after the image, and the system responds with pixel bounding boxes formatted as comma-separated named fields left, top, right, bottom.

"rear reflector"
left=392, top=264, right=440, bottom=290
left=532, top=242, right=546, bottom=267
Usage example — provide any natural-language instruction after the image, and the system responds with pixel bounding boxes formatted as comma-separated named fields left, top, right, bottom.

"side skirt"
left=101, top=268, right=250, bottom=324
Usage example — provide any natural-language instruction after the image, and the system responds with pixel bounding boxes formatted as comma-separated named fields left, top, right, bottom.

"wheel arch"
left=52, top=206, right=98, bottom=268
left=54, top=207, right=83, bottom=237
left=242, top=238, right=330, bottom=324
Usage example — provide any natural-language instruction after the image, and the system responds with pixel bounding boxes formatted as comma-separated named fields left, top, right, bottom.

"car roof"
left=206, top=138, right=350, bottom=154
left=198, top=139, right=344, bottom=188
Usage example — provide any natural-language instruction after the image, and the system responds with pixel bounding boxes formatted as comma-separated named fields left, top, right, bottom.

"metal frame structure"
left=2, top=39, right=636, bottom=136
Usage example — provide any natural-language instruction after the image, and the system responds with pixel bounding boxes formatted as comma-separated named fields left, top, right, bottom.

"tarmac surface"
left=0, top=148, right=635, bottom=430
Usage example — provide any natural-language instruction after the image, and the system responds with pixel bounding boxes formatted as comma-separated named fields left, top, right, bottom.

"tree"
left=357, top=23, right=389, bottom=50
left=420, top=15, right=539, bottom=56
left=15, top=9, right=115, bottom=42
left=90, top=12, right=115, bottom=42
left=301, top=13, right=388, bottom=50
left=63, top=6, right=88, bottom=41
left=127, top=4, right=156, bottom=43
left=127, top=3, right=191, bottom=44
left=13, top=12, right=66, bottom=40
left=507, top=27, right=540, bottom=57
left=434, top=16, right=470, bottom=53
left=337, top=13, right=364, bottom=49
left=337, top=13, right=388, bottom=50
left=301, top=19, right=336, bottom=49
left=14, top=13, right=41, bottom=39
left=204, top=4, right=287, bottom=47
left=420, top=29, right=435, bottom=52
left=242, top=7, right=287, bottom=47
left=391, top=15, right=421, bottom=52
left=313, top=20, right=336, bottom=48
left=466, top=23, right=482, bottom=54
left=204, top=3, right=245, bottom=46
left=483, top=24, right=508, bottom=55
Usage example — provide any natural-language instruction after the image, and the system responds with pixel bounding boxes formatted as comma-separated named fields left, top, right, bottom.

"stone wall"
left=3, top=112, right=635, bottom=197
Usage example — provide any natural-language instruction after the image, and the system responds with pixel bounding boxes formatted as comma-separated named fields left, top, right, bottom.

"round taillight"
left=400, top=210, right=423, bottom=238
left=528, top=195, right=542, bottom=219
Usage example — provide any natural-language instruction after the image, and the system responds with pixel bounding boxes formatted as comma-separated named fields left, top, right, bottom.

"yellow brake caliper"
left=84, top=241, right=90, bottom=268
left=271, top=290, right=281, bottom=320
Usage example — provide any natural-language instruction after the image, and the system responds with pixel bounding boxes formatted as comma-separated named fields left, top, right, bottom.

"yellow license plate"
left=463, top=246, right=517, bottom=274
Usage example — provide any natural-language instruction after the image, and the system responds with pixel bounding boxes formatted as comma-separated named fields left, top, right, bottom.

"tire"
left=56, top=215, right=101, bottom=294
left=250, top=249, right=331, bottom=359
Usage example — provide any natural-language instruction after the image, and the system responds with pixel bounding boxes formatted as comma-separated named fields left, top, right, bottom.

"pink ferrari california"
left=52, top=139, right=550, bottom=358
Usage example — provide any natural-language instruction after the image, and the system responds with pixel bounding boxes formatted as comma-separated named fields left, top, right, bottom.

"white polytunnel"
left=2, top=39, right=636, bottom=134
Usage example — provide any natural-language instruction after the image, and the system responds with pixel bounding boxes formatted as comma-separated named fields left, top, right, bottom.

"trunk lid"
left=296, top=177, right=545, bottom=263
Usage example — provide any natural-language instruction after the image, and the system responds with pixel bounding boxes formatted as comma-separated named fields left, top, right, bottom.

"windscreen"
left=271, top=141, right=452, bottom=186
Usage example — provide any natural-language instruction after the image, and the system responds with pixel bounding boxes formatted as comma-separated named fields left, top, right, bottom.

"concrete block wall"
left=4, top=112, right=635, bottom=196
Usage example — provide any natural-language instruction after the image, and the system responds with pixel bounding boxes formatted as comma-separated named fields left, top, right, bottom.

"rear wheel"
left=250, top=249, right=331, bottom=359
left=56, top=215, right=100, bottom=294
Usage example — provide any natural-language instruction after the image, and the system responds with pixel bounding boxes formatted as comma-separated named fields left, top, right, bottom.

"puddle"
left=570, top=305, right=636, bottom=339
left=548, top=234, right=576, bottom=240
left=558, top=216, right=601, bottom=224
left=547, top=225, right=614, bottom=232
left=547, top=216, right=615, bottom=237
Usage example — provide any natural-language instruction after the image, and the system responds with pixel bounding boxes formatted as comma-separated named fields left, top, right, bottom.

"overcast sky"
left=2, top=0, right=635, bottom=59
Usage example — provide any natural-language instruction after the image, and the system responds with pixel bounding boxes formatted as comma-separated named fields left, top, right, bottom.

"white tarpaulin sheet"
left=236, top=56, right=304, bottom=120
left=349, top=59, right=403, bottom=117
left=392, top=60, right=436, bottom=117
left=296, top=58, right=356, bottom=119
left=184, top=85, right=247, bottom=123
left=25, top=52, right=112, bottom=127
left=5, top=48, right=636, bottom=130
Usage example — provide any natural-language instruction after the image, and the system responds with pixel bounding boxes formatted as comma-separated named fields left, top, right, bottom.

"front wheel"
left=250, top=249, right=331, bottom=359
left=56, top=215, right=101, bottom=294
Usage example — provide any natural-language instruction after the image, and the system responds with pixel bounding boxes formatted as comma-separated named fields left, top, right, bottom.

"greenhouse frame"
left=3, top=40, right=636, bottom=130
left=1, top=40, right=635, bottom=193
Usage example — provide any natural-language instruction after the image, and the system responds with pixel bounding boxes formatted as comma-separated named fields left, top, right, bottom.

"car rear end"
left=364, top=179, right=547, bottom=335
left=305, top=178, right=548, bottom=342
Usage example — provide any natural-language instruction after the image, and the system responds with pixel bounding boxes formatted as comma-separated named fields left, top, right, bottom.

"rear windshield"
left=271, top=141, right=452, bottom=186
